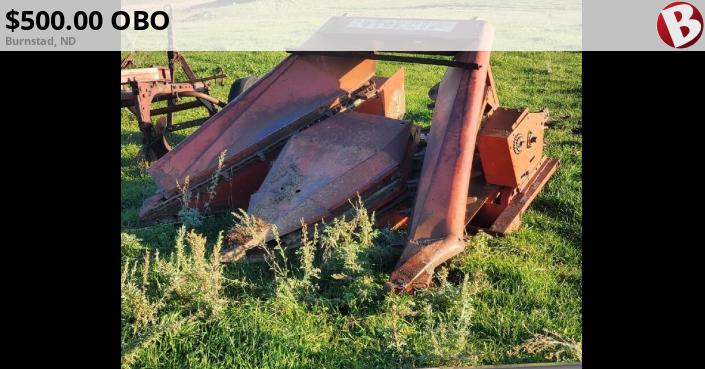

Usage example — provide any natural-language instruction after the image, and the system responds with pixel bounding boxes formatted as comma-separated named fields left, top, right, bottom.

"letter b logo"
left=657, top=2, right=703, bottom=48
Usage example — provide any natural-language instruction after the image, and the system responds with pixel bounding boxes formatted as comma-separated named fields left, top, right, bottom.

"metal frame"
left=121, top=51, right=227, bottom=161
left=288, top=50, right=481, bottom=70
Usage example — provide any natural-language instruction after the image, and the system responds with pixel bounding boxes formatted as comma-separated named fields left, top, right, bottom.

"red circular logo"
left=657, top=2, right=703, bottom=48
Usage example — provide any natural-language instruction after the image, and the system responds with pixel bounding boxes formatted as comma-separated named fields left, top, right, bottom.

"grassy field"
left=121, top=52, right=582, bottom=369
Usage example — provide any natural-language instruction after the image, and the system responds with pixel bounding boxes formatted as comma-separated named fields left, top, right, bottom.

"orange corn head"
left=138, top=18, right=558, bottom=293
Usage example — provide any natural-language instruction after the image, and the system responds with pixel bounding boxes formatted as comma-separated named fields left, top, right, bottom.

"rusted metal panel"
left=147, top=55, right=376, bottom=196
left=357, top=68, right=406, bottom=120
left=387, top=44, right=494, bottom=293
left=220, top=111, right=412, bottom=261
left=139, top=56, right=380, bottom=223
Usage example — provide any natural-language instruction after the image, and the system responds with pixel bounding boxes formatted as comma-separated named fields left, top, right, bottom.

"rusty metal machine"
left=137, top=18, right=559, bottom=293
left=121, top=51, right=228, bottom=162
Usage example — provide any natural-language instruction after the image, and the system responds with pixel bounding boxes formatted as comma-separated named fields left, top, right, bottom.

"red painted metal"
left=221, top=111, right=413, bottom=261
left=477, top=108, right=548, bottom=188
left=148, top=55, right=375, bottom=195
left=386, top=48, right=493, bottom=293
left=139, top=55, right=379, bottom=223
left=356, top=68, right=406, bottom=120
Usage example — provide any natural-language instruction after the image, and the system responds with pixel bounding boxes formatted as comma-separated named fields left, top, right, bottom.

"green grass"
left=121, top=52, right=582, bottom=369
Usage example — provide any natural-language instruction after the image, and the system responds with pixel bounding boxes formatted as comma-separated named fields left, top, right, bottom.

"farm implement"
left=121, top=51, right=232, bottom=162
left=138, top=18, right=559, bottom=293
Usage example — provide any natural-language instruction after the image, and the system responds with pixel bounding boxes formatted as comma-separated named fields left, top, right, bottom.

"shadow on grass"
left=530, top=196, right=582, bottom=246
